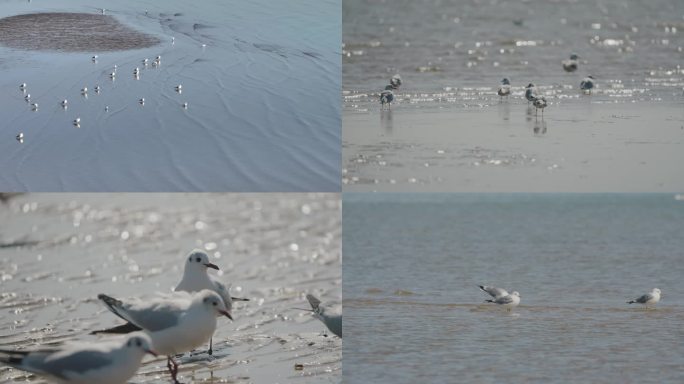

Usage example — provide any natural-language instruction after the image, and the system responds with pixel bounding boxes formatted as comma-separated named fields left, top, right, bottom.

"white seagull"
left=182, top=102, right=188, bottom=109
left=480, top=285, right=520, bottom=311
left=627, top=288, right=661, bottom=308
left=94, top=290, right=231, bottom=384
left=580, top=75, right=595, bottom=94
left=174, top=249, right=249, bottom=354
left=31, top=103, right=38, bottom=110
left=19, top=83, right=27, bottom=91
left=24, top=94, right=31, bottom=102
left=73, top=118, right=81, bottom=126
left=139, top=98, right=145, bottom=105
left=0, top=333, right=157, bottom=384
left=81, top=87, right=88, bottom=94
left=61, top=99, right=68, bottom=107
left=306, top=294, right=342, bottom=338
left=390, top=74, right=402, bottom=89
left=16, top=133, right=24, bottom=143
left=562, top=53, right=579, bottom=72
left=497, top=78, right=511, bottom=99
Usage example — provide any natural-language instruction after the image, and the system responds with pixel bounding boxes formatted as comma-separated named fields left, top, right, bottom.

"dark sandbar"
left=0, top=12, right=160, bottom=52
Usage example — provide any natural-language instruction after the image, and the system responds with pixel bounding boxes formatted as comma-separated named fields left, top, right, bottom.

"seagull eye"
left=196, top=257, right=201, bottom=262
left=213, top=301, right=217, bottom=306
left=188, top=257, right=192, bottom=262
left=136, top=339, right=142, bottom=347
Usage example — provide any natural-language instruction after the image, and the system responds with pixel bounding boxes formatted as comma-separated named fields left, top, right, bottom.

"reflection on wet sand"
left=533, top=118, right=548, bottom=135
left=0, top=13, right=160, bottom=52
left=380, top=110, right=393, bottom=134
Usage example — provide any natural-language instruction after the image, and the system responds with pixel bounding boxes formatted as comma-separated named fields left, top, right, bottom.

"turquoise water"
left=343, top=194, right=684, bottom=383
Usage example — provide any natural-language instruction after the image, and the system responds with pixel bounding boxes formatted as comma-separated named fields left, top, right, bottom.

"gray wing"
left=635, top=293, right=653, bottom=303
left=479, top=285, right=508, bottom=298
left=41, top=350, right=112, bottom=378
left=495, top=295, right=515, bottom=305
left=323, top=314, right=342, bottom=338
left=210, top=277, right=233, bottom=310
left=120, top=300, right=184, bottom=332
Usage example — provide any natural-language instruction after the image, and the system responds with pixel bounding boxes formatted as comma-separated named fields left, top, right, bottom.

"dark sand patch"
left=0, top=13, right=160, bottom=52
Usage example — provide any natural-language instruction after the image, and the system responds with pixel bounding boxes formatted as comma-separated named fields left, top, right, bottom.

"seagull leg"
left=208, top=337, right=213, bottom=355
left=167, top=356, right=181, bottom=384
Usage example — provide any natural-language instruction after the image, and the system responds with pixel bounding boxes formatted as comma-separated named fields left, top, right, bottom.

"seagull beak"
left=220, top=310, right=233, bottom=320
left=145, top=349, right=158, bottom=357
left=204, top=263, right=220, bottom=270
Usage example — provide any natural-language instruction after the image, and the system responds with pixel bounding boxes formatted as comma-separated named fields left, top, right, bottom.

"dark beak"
left=204, top=263, right=219, bottom=270
left=220, top=310, right=233, bottom=320
left=146, top=349, right=158, bottom=357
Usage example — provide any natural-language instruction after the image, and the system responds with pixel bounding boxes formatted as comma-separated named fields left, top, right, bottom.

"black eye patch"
left=196, top=257, right=201, bottom=262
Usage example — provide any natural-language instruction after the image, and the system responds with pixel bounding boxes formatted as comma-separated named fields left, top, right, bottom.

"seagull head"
left=199, top=290, right=233, bottom=320
left=653, top=288, right=661, bottom=295
left=511, top=291, right=520, bottom=297
left=526, top=83, right=535, bottom=88
left=126, top=333, right=158, bottom=357
left=587, top=75, right=595, bottom=80
left=501, top=78, right=510, bottom=85
left=570, top=53, right=579, bottom=60
left=185, top=249, right=219, bottom=271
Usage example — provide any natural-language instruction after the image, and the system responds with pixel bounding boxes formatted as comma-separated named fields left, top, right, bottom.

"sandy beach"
left=0, top=0, right=340, bottom=192
left=0, top=193, right=341, bottom=383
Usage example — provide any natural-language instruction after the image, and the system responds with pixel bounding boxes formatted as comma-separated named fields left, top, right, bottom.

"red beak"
left=204, top=263, right=219, bottom=270
left=146, top=349, right=158, bottom=357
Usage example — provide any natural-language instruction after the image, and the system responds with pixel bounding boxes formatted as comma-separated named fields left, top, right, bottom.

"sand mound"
left=0, top=12, right=160, bottom=52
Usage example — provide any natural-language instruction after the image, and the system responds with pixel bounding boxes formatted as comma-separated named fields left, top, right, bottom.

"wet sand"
left=0, top=13, right=160, bottom=51
left=0, top=194, right=341, bottom=383
left=343, top=102, right=684, bottom=192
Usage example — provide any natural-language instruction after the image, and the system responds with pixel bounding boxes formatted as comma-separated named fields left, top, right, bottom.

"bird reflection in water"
left=380, top=109, right=393, bottom=135
left=533, top=118, right=548, bottom=135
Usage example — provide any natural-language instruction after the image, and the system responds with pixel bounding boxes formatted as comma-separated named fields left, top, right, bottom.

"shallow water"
left=343, top=0, right=684, bottom=108
left=0, top=0, right=340, bottom=191
left=343, top=194, right=684, bottom=383
left=0, top=193, right=341, bottom=383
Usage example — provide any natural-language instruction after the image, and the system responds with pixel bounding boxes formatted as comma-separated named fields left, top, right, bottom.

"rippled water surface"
left=343, top=194, right=684, bottom=383
left=0, top=193, right=341, bottom=383
left=0, top=0, right=340, bottom=191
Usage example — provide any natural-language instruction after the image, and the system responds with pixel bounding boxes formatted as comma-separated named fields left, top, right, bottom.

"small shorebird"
left=31, top=103, right=38, bottom=110
left=139, top=98, right=145, bottom=105
left=562, top=53, right=579, bottom=72
left=380, top=85, right=394, bottom=110
left=73, top=117, right=81, bottom=126
left=533, top=96, right=548, bottom=116
left=81, top=87, right=88, bottom=94
left=525, top=83, right=537, bottom=104
left=175, top=84, right=182, bottom=92
left=497, top=78, right=511, bottom=100
left=61, top=99, right=68, bottom=107
left=142, top=58, right=149, bottom=65
left=105, top=106, right=109, bottom=111
left=628, top=288, right=661, bottom=308
left=580, top=75, right=595, bottom=94
left=110, top=72, right=116, bottom=79
left=16, top=133, right=24, bottom=143
left=19, top=83, right=27, bottom=91
left=133, top=67, right=140, bottom=74
left=390, top=74, right=402, bottom=89
left=91, top=55, right=98, bottom=61
left=182, top=102, right=188, bottom=109
left=24, top=94, right=31, bottom=102
left=94, top=85, right=101, bottom=93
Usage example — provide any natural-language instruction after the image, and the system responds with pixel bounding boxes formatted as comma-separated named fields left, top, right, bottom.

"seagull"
left=478, top=285, right=509, bottom=299
left=81, top=87, right=88, bottom=94
left=74, top=117, right=81, bottom=126
left=24, top=94, right=31, bottom=102
left=182, top=102, right=188, bottom=109
left=94, top=290, right=231, bottom=384
left=0, top=333, right=156, bottom=384
left=497, top=78, right=511, bottom=99
left=155, top=55, right=161, bottom=61
left=105, top=106, right=109, bottom=112
left=580, top=75, right=595, bottom=94
left=306, top=294, right=342, bottom=338
left=139, top=98, right=145, bottom=105
left=562, top=53, right=579, bottom=72
left=133, top=67, right=140, bottom=74
left=175, top=84, right=182, bottom=91
left=61, top=99, right=68, bottom=107
left=533, top=96, right=548, bottom=116
left=172, top=37, right=175, bottom=44
left=481, top=288, right=521, bottom=311
left=31, top=103, right=38, bottom=110
left=109, top=72, right=116, bottom=79
left=101, top=8, right=106, bottom=15
left=92, top=55, right=98, bottom=61
left=95, top=86, right=101, bottom=93
left=16, top=133, right=24, bottom=143
left=142, top=58, right=149, bottom=65
left=390, top=74, right=402, bottom=89
left=525, top=83, right=537, bottom=104
left=380, top=85, right=395, bottom=110
left=627, top=288, right=661, bottom=308
left=19, top=83, right=27, bottom=91
left=174, top=249, right=249, bottom=354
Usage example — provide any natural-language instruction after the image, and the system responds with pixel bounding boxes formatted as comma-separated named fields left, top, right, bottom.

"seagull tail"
left=485, top=299, right=494, bottom=303
left=627, top=300, right=636, bottom=304
left=90, top=322, right=142, bottom=335
left=306, top=294, right=321, bottom=311
left=97, top=293, right=130, bottom=322
left=0, top=349, right=30, bottom=367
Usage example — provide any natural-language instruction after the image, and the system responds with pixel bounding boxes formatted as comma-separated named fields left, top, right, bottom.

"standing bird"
left=562, top=53, right=579, bottom=72
left=61, top=99, right=68, bottom=108
left=94, top=290, right=232, bottom=384
left=380, top=85, right=395, bottom=110
left=0, top=333, right=157, bottom=384
left=580, top=75, right=595, bottom=94
left=390, top=74, right=402, bottom=89
left=306, top=294, right=342, bottom=338
left=497, top=78, right=511, bottom=100
left=480, top=287, right=521, bottom=312
left=174, top=249, right=249, bottom=354
left=627, top=288, right=661, bottom=308
left=525, top=83, right=537, bottom=104
left=533, top=96, right=548, bottom=116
